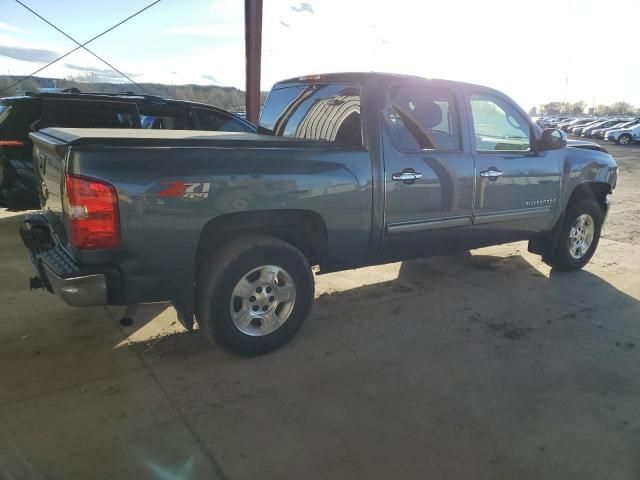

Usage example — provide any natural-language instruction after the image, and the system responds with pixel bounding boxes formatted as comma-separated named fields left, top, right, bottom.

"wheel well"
left=195, top=209, right=328, bottom=268
left=568, top=182, right=610, bottom=211
left=530, top=182, right=611, bottom=260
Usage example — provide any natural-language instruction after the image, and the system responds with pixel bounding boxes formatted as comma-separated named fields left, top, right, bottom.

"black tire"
left=616, top=134, right=632, bottom=146
left=0, top=161, right=9, bottom=206
left=6, top=187, right=38, bottom=211
left=195, top=235, right=314, bottom=355
left=545, top=199, right=603, bottom=271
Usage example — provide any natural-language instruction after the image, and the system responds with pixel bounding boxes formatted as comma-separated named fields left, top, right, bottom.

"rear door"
left=379, top=81, right=475, bottom=262
left=0, top=98, right=41, bottom=197
left=466, top=89, right=561, bottom=246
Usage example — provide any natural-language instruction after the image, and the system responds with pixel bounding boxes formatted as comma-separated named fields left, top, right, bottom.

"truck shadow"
left=120, top=249, right=638, bottom=362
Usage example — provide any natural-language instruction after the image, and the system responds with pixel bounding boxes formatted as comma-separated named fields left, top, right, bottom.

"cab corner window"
left=387, top=84, right=461, bottom=152
left=259, top=84, right=363, bottom=148
left=470, top=94, right=531, bottom=152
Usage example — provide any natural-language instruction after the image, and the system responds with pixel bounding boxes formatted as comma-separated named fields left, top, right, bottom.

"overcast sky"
left=1, top=0, right=639, bottom=110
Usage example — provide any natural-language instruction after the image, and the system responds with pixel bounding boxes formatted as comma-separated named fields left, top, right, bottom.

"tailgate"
left=29, top=130, right=70, bottom=243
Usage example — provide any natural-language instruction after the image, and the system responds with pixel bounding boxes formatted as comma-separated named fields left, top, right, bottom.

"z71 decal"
left=158, top=181, right=211, bottom=199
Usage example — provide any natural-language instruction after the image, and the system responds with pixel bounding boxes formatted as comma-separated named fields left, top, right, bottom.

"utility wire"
left=1, top=0, right=161, bottom=95
left=14, top=0, right=154, bottom=94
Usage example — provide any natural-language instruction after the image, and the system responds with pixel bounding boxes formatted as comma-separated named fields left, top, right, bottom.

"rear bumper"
left=20, top=213, right=118, bottom=306
left=41, top=263, right=108, bottom=306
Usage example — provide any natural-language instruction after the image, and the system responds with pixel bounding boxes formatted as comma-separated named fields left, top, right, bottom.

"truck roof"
left=275, top=72, right=480, bottom=89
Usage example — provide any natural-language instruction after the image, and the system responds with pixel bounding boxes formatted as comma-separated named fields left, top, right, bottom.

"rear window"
left=41, top=99, right=139, bottom=129
left=259, top=83, right=362, bottom=147
left=387, top=84, right=461, bottom=152
left=0, top=100, right=41, bottom=140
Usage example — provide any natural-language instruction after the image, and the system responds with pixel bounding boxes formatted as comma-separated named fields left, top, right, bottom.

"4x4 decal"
left=158, top=181, right=211, bottom=199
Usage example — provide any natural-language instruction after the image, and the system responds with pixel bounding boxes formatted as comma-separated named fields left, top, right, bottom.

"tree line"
left=0, top=74, right=267, bottom=111
left=534, top=100, right=639, bottom=116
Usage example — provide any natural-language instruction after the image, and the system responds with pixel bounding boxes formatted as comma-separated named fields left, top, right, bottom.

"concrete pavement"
left=1, top=204, right=639, bottom=479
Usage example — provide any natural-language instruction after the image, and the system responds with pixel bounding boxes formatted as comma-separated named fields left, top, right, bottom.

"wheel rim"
left=568, top=213, right=595, bottom=260
left=619, top=135, right=630, bottom=145
left=229, top=265, right=296, bottom=336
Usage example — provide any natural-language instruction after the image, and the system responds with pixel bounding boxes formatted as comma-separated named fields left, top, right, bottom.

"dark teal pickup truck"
left=21, top=73, right=618, bottom=354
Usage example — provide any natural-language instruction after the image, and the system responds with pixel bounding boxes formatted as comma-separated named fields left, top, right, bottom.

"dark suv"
left=0, top=89, right=255, bottom=209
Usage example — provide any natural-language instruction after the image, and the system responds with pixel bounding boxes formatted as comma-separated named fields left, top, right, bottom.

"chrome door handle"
left=480, top=169, right=504, bottom=180
left=392, top=170, right=423, bottom=182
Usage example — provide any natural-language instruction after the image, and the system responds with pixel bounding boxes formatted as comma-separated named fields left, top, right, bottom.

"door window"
left=196, top=108, right=249, bottom=132
left=387, top=84, right=461, bottom=152
left=470, top=94, right=531, bottom=152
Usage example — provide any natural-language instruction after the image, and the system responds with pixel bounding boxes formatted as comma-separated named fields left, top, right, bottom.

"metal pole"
left=245, top=0, right=263, bottom=125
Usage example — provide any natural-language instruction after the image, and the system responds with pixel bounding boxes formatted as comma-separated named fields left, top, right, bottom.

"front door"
left=379, top=81, right=475, bottom=262
left=466, top=90, right=561, bottom=247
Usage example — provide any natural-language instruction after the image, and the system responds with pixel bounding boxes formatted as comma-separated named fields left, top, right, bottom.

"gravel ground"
left=595, top=140, right=640, bottom=243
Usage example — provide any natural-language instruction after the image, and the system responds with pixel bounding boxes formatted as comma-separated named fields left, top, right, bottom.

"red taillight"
left=0, top=140, right=26, bottom=147
left=64, top=174, right=120, bottom=249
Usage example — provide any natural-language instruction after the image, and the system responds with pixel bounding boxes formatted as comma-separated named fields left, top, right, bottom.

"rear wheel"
left=617, top=134, right=632, bottom=145
left=196, top=235, right=314, bottom=355
left=545, top=199, right=603, bottom=271
left=6, top=187, right=34, bottom=211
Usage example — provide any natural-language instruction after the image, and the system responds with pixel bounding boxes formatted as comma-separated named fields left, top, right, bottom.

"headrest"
left=413, top=101, right=442, bottom=129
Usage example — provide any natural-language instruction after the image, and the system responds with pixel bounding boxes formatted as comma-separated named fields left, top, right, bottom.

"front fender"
left=559, top=146, right=617, bottom=214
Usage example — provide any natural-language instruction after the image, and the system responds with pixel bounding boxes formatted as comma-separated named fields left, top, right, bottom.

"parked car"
left=540, top=116, right=570, bottom=128
left=606, top=122, right=640, bottom=145
left=561, top=118, right=596, bottom=132
left=572, top=120, right=604, bottom=136
left=594, top=118, right=640, bottom=139
left=556, top=118, right=575, bottom=129
left=0, top=90, right=256, bottom=209
left=582, top=119, right=627, bottom=138
left=590, top=120, right=628, bottom=139
left=20, top=73, right=617, bottom=355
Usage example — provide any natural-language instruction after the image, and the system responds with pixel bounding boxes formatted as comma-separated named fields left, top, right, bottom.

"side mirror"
left=538, top=128, right=567, bottom=151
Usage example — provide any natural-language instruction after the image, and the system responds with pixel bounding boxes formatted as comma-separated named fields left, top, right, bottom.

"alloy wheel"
left=229, top=264, right=296, bottom=336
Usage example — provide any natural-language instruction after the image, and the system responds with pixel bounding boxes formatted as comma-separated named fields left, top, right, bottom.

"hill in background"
left=0, top=74, right=267, bottom=112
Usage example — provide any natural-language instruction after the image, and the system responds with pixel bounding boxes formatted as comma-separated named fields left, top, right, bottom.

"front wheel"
left=196, top=235, right=314, bottom=355
left=616, top=134, right=632, bottom=145
left=545, top=199, right=603, bottom=271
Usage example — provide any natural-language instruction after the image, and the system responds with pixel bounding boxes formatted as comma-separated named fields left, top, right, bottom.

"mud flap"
left=528, top=210, right=566, bottom=262
left=172, top=294, right=195, bottom=332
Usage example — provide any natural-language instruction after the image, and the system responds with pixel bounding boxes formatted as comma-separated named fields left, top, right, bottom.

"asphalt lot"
left=1, top=140, right=639, bottom=479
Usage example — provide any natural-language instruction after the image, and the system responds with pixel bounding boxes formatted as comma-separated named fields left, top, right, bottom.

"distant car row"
left=535, top=115, right=640, bottom=145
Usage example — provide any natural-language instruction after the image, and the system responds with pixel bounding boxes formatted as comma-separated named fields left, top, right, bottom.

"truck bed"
left=34, top=128, right=353, bottom=150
